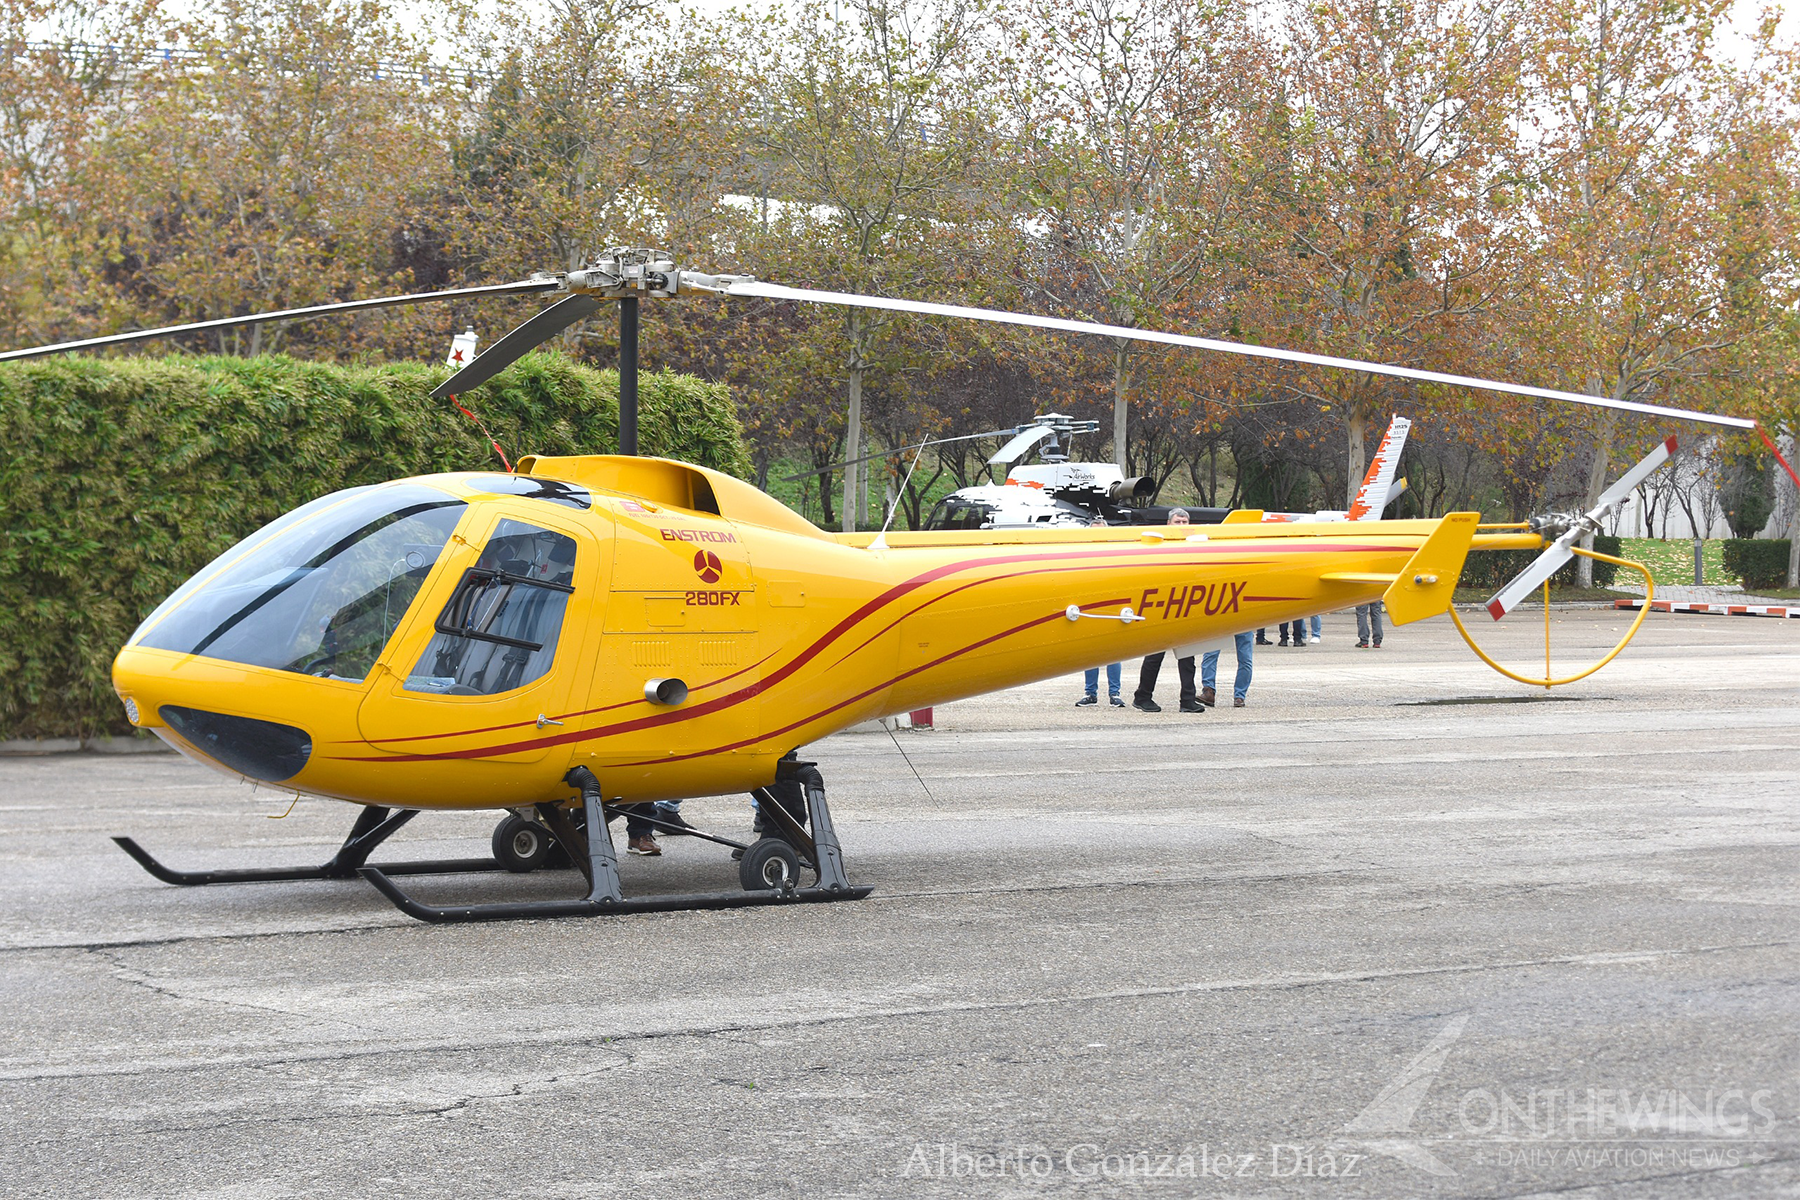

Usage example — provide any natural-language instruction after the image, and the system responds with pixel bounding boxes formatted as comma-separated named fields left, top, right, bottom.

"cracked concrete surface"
left=1, top=610, right=1796, bottom=1197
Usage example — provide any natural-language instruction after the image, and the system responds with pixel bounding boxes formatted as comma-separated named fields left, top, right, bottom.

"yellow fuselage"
left=112, top=456, right=1532, bottom=810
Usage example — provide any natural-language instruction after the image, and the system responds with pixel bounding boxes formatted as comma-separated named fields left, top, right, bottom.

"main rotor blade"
left=430, top=295, right=603, bottom=399
left=720, top=281, right=1756, bottom=431
left=0, top=280, right=563, bottom=364
left=989, top=425, right=1056, bottom=466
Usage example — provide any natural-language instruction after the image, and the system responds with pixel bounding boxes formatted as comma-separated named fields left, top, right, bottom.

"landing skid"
left=359, top=763, right=871, bottom=924
left=113, top=805, right=501, bottom=886
left=112, top=763, right=872, bottom=922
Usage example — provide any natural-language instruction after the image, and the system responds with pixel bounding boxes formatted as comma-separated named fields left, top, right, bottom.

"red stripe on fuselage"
left=329, top=538, right=1411, bottom=763
left=358, top=648, right=781, bottom=745
left=614, top=599, right=1132, bottom=768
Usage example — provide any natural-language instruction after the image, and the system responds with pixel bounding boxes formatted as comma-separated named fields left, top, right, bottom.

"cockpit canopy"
left=131, top=483, right=467, bottom=681
left=130, top=477, right=589, bottom=698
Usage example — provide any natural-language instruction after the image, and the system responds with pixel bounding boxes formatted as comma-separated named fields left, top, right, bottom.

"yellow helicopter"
left=3, top=248, right=1779, bottom=923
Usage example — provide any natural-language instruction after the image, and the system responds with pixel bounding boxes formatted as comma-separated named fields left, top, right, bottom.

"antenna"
left=868, top=440, right=930, bottom=551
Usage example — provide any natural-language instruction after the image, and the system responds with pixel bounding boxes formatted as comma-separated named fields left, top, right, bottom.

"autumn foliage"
left=4, top=0, right=1798, bottom=535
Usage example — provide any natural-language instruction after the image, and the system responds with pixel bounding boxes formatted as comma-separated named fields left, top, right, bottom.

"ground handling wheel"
left=492, top=814, right=552, bottom=873
left=738, top=837, right=801, bottom=892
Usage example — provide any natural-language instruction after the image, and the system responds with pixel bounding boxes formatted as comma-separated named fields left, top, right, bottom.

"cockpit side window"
left=404, top=519, right=577, bottom=696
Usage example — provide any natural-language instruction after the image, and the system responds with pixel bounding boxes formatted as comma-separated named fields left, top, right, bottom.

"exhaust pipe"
left=1108, top=476, right=1156, bottom=506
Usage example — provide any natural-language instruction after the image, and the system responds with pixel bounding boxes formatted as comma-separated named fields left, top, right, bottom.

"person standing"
left=1356, top=601, right=1385, bottom=648
left=1133, top=651, right=1201, bottom=712
left=1200, top=631, right=1254, bottom=708
left=1309, top=614, right=1322, bottom=644
left=1077, top=662, right=1124, bottom=707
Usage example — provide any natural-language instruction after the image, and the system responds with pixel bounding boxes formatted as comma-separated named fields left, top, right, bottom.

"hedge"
left=1460, top=534, right=1621, bottom=592
left=1721, top=539, right=1792, bottom=591
left=0, top=352, right=752, bottom=740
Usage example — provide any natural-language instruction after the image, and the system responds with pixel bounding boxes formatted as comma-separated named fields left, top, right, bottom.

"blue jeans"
left=1309, top=614, right=1322, bottom=638
left=1201, top=632, right=1254, bottom=700
left=1084, top=662, right=1122, bottom=697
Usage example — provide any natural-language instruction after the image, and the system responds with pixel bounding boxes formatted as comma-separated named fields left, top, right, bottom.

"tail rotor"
left=1485, top=436, right=1678, bottom=621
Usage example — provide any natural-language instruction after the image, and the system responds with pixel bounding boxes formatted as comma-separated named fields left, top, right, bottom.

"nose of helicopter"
left=109, top=479, right=470, bottom=790
left=112, top=646, right=361, bottom=786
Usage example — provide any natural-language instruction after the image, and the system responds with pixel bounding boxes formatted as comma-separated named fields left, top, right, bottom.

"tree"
left=59, top=0, right=452, bottom=358
left=745, top=0, right=996, bottom=531
left=995, top=0, right=1253, bottom=471
left=1240, top=0, right=1528, bottom=505
left=1514, top=0, right=1800, bottom=583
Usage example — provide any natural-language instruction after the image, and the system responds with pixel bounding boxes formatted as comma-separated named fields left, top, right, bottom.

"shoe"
left=1310, top=635, right=1320, bottom=644
left=1132, top=697, right=1161, bottom=713
left=1356, top=639, right=1369, bottom=648
left=1075, top=693, right=1097, bottom=707
left=1233, top=697, right=1245, bottom=707
left=1291, top=640, right=1306, bottom=648
left=1373, top=641, right=1383, bottom=648
left=1200, top=686, right=1216, bottom=707
left=1179, top=698, right=1205, bottom=713
left=627, top=834, right=661, bottom=856
left=1255, top=636, right=1271, bottom=645
left=658, top=812, right=695, bottom=836
left=1109, top=694, right=1125, bottom=707
left=1278, top=639, right=1288, bottom=647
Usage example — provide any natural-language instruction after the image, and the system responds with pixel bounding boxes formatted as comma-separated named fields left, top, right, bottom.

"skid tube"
left=358, top=765, right=872, bottom=924
left=114, top=805, right=502, bottom=886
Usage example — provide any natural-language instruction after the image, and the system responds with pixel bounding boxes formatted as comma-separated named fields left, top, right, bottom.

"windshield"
left=133, top=484, right=466, bottom=681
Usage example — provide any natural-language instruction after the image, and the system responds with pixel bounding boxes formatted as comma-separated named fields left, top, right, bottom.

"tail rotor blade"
left=1596, top=435, right=1679, bottom=511
left=1485, top=544, right=1574, bottom=620
left=431, top=295, right=602, bottom=399
left=1488, top=434, right=1680, bottom=621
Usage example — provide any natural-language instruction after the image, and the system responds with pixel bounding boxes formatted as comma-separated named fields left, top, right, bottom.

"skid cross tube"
left=600, top=804, right=752, bottom=853
left=113, top=805, right=502, bottom=886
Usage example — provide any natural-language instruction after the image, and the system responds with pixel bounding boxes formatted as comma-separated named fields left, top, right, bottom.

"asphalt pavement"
left=2, top=608, right=1796, bottom=1198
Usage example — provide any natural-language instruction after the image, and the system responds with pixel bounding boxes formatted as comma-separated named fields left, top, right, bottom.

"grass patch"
left=1616, top=538, right=1731, bottom=586
left=1452, top=586, right=1634, bottom=604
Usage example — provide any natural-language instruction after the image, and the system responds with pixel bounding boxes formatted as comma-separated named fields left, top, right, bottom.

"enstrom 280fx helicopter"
left=6, top=247, right=1792, bottom=924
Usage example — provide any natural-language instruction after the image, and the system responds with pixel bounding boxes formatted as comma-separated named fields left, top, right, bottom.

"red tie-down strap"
left=451, top=395, right=512, bottom=472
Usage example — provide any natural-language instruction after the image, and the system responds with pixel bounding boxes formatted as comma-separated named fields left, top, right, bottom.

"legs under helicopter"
left=114, top=760, right=870, bottom=921
left=359, top=762, right=868, bottom=923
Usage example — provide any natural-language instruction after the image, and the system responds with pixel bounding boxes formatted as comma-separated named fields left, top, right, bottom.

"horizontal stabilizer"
left=1384, top=513, right=1480, bottom=625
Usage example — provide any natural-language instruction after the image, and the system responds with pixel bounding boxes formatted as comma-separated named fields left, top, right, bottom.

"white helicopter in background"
left=921, top=414, right=1413, bottom=531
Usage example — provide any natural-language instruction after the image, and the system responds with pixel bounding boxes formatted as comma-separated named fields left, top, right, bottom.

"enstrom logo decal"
left=694, top=549, right=723, bottom=583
